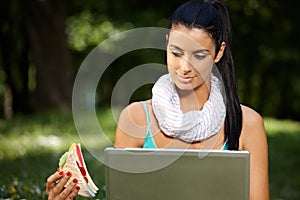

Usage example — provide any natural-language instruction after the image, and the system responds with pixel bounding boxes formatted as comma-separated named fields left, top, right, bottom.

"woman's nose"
left=179, top=56, right=193, bottom=74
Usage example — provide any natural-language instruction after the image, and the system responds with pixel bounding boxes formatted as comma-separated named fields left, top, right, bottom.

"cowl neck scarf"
left=152, top=73, right=226, bottom=143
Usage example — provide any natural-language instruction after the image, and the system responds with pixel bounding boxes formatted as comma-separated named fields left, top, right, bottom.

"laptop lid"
left=104, top=147, right=250, bottom=200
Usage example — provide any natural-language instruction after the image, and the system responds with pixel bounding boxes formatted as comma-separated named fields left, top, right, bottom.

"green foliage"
left=225, top=0, right=300, bottom=119
left=67, top=10, right=133, bottom=52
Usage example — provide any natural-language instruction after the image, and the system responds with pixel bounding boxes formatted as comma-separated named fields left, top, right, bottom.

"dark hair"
left=169, top=0, right=242, bottom=150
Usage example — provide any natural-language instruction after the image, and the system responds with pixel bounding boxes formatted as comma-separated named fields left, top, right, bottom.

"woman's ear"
left=214, top=42, right=226, bottom=63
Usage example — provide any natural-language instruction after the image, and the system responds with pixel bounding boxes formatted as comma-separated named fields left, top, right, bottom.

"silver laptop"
left=104, top=147, right=249, bottom=200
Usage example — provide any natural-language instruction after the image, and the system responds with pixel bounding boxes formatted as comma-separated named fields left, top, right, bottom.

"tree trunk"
left=0, top=0, right=31, bottom=118
left=24, top=0, right=73, bottom=111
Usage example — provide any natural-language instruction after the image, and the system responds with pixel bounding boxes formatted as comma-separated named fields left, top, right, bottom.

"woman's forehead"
left=168, top=26, right=215, bottom=52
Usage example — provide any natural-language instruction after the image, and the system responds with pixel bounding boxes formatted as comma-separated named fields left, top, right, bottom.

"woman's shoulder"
left=241, top=105, right=264, bottom=126
left=240, top=105, right=266, bottom=150
left=114, top=100, right=151, bottom=147
left=119, top=100, right=151, bottom=125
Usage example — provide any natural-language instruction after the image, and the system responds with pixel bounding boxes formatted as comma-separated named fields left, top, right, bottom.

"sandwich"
left=58, top=143, right=99, bottom=197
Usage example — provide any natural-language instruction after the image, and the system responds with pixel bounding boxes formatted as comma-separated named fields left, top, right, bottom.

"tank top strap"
left=141, top=101, right=157, bottom=148
left=141, top=101, right=151, bottom=132
left=221, top=140, right=229, bottom=150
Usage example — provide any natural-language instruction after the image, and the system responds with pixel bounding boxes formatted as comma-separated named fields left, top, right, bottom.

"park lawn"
left=0, top=111, right=299, bottom=199
left=264, top=118, right=300, bottom=199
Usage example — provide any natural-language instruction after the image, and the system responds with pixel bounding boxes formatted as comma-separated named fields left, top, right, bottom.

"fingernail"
left=76, top=186, right=80, bottom=190
left=73, top=178, right=78, bottom=183
left=66, top=171, right=72, bottom=177
left=59, top=171, right=64, bottom=176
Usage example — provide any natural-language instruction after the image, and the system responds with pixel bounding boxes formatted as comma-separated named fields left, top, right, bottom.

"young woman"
left=46, top=1, right=269, bottom=199
left=115, top=1, right=269, bottom=199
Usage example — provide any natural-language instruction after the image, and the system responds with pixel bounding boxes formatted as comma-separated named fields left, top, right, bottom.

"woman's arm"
left=240, top=106, right=270, bottom=200
left=114, top=102, right=148, bottom=148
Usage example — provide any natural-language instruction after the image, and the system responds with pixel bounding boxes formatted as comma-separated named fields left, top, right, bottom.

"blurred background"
left=0, top=0, right=299, bottom=199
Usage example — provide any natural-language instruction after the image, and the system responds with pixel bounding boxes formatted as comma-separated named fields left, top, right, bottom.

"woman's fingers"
left=46, top=171, right=64, bottom=194
left=59, top=179, right=80, bottom=200
left=46, top=171, right=80, bottom=200
left=67, top=185, right=80, bottom=200
left=52, top=171, right=72, bottom=195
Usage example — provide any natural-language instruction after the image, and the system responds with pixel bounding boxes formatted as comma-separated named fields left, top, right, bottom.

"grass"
left=264, top=118, right=300, bottom=199
left=0, top=112, right=299, bottom=199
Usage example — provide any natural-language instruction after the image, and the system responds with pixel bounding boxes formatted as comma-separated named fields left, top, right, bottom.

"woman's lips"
left=177, top=74, right=194, bottom=84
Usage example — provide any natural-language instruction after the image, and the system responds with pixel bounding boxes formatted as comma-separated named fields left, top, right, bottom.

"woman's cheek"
left=194, top=59, right=214, bottom=78
left=167, top=53, right=178, bottom=70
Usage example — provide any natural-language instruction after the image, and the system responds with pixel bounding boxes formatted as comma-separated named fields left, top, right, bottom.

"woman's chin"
left=175, top=84, right=195, bottom=91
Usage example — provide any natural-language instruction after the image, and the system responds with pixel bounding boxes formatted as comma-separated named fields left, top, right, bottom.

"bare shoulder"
left=240, top=105, right=266, bottom=150
left=114, top=101, right=149, bottom=147
left=241, top=105, right=264, bottom=127
left=121, top=101, right=146, bottom=124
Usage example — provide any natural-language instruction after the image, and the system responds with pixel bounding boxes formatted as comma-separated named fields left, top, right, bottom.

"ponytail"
left=211, top=0, right=243, bottom=150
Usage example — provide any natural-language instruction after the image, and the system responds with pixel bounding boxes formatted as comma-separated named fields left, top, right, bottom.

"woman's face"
left=167, top=25, right=221, bottom=91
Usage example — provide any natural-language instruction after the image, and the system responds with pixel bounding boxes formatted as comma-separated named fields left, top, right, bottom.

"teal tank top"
left=141, top=102, right=229, bottom=150
left=142, top=102, right=157, bottom=148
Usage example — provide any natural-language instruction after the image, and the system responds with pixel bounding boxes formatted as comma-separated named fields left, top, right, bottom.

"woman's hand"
left=46, top=171, right=80, bottom=200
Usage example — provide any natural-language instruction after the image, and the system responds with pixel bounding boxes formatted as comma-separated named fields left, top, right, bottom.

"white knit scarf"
left=152, top=73, right=226, bottom=143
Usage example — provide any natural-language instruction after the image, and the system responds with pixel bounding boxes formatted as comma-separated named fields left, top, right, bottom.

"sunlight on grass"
left=0, top=132, right=79, bottom=159
left=0, top=108, right=117, bottom=160
left=0, top=114, right=79, bottom=160
left=264, top=117, right=300, bottom=135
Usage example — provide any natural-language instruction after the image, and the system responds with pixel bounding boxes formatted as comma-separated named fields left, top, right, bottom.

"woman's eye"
left=194, top=54, right=206, bottom=60
left=171, top=51, right=183, bottom=57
